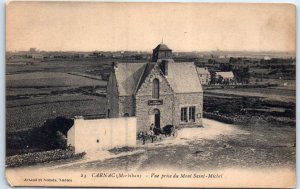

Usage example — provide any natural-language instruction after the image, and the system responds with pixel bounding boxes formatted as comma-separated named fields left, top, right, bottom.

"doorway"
left=153, top=109, right=160, bottom=128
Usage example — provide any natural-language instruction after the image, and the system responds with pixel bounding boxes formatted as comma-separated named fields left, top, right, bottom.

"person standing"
left=150, top=123, right=154, bottom=131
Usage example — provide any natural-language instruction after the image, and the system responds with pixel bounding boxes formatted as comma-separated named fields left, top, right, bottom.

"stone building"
left=196, top=67, right=211, bottom=85
left=106, top=43, right=203, bottom=132
left=215, top=71, right=235, bottom=84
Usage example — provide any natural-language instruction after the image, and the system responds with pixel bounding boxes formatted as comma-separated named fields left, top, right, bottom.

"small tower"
left=152, top=42, right=172, bottom=62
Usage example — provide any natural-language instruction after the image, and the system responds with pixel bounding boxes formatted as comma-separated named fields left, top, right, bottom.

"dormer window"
left=152, top=78, right=159, bottom=99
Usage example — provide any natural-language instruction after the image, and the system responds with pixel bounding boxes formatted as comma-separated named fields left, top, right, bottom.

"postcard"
left=5, top=2, right=296, bottom=188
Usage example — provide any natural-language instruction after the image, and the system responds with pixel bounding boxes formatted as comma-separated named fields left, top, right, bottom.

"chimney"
left=112, top=61, right=118, bottom=69
left=161, top=60, right=168, bottom=76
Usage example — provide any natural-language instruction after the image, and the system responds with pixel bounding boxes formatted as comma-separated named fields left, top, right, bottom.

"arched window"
left=152, top=78, right=159, bottom=99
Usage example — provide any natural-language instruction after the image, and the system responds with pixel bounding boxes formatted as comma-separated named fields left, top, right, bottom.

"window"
left=152, top=78, right=159, bottom=99
left=181, top=107, right=187, bottom=122
left=189, top=106, right=195, bottom=122
left=181, top=106, right=196, bottom=123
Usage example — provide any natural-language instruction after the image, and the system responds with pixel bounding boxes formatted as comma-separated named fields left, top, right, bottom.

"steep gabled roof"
left=196, top=67, right=210, bottom=75
left=215, top=71, right=234, bottom=78
left=114, top=63, right=146, bottom=96
left=114, top=62, right=203, bottom=96
left=167, top=62, right=203, bottom=93
left=134, top=63, right=156, bottom=94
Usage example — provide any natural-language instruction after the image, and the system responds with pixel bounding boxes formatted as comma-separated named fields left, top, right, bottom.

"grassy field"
left=6, top=60, right=110, bottom=132
left=203, top=84, right=296, bottom=130
left=6, top=57, right=296, bottom=175
left=7, top=95, right=106, bottom=131
left=7, top=72, right=106, bottom=88
left=6, top=59, right=112, bottom=75
left=205, top=86, right=295, bottom=102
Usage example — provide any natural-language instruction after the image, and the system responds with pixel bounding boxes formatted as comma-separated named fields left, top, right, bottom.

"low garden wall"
left=6, top=149, right=85, bottom=168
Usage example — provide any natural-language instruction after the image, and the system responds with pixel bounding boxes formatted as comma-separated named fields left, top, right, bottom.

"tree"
left=220, top=63, right=233, bottom=71
left=242, top=66, right=250, bottom=84
left=210, top=71, right=216, bottom=85
left=217, top=76, right=223, bottom=84
left=40, top=116, right=74, bottom=149
left=233, top=66, right=250, bottom=84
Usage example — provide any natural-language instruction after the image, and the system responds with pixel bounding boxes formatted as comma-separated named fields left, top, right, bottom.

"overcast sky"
left=6, top=2, right=295, bottom=52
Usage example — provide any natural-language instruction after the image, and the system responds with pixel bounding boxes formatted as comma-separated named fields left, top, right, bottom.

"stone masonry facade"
left=174, top=93, right=203, bottom=128
left=106, top=71, right=119, bottom=118
left=135, top=66, right=174, bottom=131
left=106, top=43, right=203, bottom=133
left=106, top=67, right=203, bottom=132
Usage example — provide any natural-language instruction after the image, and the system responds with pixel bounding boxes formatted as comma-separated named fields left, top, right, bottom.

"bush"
left=108, top=146, right=135, bottom=154
left=6, top=116, right=74, bottom=156
left=203, top=112, right=234, bottom=124
left=6, top=149, right=85, bottom=168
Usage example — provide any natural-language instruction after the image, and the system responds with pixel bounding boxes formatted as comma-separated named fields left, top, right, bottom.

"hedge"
left=204, top=83, right=278, bottom=90
left=6, top=116, right=74, bottom=156
left=6, top=149, right=85, bottom=168
left=203, top=112, right=234, bottom=124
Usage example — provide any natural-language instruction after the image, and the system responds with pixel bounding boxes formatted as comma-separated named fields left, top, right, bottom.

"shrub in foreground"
left=6, top=149, right=85, bottom=168
left=6, top=116, right=74, bottom=156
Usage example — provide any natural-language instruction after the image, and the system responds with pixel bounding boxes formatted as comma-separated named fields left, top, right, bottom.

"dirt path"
left=178, top=119, right=247, bottom=140
left=36, top=119, right=248, bottom=171
left=6, top=118, right=295, bottom=172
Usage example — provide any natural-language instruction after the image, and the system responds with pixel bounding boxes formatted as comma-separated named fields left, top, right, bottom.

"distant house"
left=29, top=53, right=44, bottom=60
left=74, top=53, right=84, bottom=58
left=196, top=67, right=210, bottom=85
left=29, top=48, right=37, bottom=52
left=106, top=43, right=203, bottom=132
left=215, top=71, right=235, bottom=84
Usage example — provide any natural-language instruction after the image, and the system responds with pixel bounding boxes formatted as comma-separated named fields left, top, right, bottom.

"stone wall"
left=198, top=74, right=211, bottom=85
left=173, top=92, right=203, bottom=128
left=106, top=63, right=204, bottom=132
left=136, top=66, right=173, bottom=95
left=106, top=71, right=119, bottom=118
left=136, top=65, right=174, bottom=131
left=119, top=96, right=135, bottom=117
left=135, top=94, right=174, bottom=132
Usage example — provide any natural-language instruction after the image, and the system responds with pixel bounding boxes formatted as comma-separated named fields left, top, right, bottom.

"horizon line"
left=6, top=49, right=296, bottom=54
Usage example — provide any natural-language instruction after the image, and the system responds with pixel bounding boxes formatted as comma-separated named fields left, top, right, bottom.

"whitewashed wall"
left=67, top=117, right=137, bottom=154
left=67, top=125, right=75, bottom=148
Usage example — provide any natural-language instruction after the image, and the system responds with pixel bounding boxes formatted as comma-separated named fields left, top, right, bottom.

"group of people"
left=138, top=123, right=158, bottom=145
left=137, top=123, right=177, bottom=144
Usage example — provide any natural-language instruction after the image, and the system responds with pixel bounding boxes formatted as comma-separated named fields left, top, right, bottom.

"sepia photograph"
left=5, top=2, right=296, bottom=188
